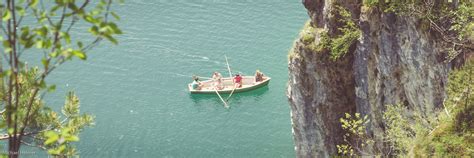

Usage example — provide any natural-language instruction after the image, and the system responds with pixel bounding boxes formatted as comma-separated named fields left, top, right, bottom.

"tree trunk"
left=9, top=138, right=21, bottom=158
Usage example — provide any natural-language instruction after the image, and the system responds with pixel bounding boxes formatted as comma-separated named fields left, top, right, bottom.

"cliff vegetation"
left=338, top=59, right=473, bottom=156
left=288, top=0, right=473, bottom=157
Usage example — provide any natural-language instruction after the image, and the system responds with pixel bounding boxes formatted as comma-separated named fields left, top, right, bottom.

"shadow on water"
left=189, top=86, right=270, bottom=107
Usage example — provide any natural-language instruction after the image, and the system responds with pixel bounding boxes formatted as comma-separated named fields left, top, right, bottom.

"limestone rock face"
left=288, top=0, right=453, bottom=157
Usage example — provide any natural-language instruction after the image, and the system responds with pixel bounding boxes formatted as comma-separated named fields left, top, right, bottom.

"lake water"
left=42, top=0, right=307, bottom=157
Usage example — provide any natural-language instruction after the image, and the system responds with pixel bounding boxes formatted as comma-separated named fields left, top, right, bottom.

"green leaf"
left=111, top=11, right=120, bottom=20
left=61, top=32, right=71, bottom=44
left=77, top=41, right=83, bottom=48
left=15, top=6, right=26, bottom=16
left=41, top=58, right=49, bottom=67
left=2, top=70, right=12, bottom=77
left=108, top=22, right=122, bottom=34
left=44, top=132, right=59, bottom=145
left=35, top=26, right=49, bottom=37
left=72, top=50, right=86, bottom=60
left=29, top=0, right=39, bottom=8
left=47, top=149, right=59, bottom=155
left=44, top=39, right=53, bottom=49
left=50, top=50, right=59, bottom=58
left=7, top=128, right=14, bottom=135
left=3, top=40, right=10, bottom=49
left=61, top=128, right=71, bottom=136
left=20, top=27, right=31, bottom=43
left=2, top=10, right=11, bottom=21
left=50, top=5, right=61, bottom=13
left=64, top=135, right=79, bottom=142
left=48, top=85, right=56, bottom=92
left=0, top=122, right=6, bottom=129
left=103, top=34, right=118, bottom=45
left=35, top=40, right=44, bottom=48
left=84, top=15, right=96, bottom=23
left=57, top=145, right=66, bottom=153
left=38, top=80, right=47, bottom=88
left=88, top=26, right=99, bottom=35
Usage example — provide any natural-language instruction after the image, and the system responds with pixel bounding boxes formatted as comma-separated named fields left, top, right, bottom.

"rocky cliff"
left=287, top=0, right=466, bottom=157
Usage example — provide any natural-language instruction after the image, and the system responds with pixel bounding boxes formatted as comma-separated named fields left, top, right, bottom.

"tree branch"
left=15, top=0, right=33, bottom=26
left=18, top=2, right=69, bottom=151
left=81, top=0, right=113, bottom=52
left=39, top=0, right=54, bottom=26
left=21, top=140, right=46, bottom=150
left=0, top=132, right=35, bottom=140
left=10, top=0, right=24, bottom=152
left=5, top=0, right=15, bottom=153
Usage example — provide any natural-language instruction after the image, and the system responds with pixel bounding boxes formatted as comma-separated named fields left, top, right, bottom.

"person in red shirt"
left=234, top=74, right=243, bottom=88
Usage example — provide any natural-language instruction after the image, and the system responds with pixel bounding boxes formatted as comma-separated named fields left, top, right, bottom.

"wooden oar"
left=225, top=55, right=232, bottom=78
left=226, top=85, right=236, bottom=102
left=214, top=87, right=229, bottom=108
left=224, top=55, right=236, bottom=102
left=197, top=76, right=212, bottom=80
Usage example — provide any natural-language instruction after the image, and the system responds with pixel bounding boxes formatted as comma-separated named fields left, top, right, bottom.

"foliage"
left=312, top=5, right=361, bottom=60
left=288, top=39, right=302, bottom=61
left=0, top=0, right=122, bottom=157
left=446, top=3, right=474, bottom=61
left=337, top=113, right=373, bottom=156
left=361, top=0, right=474, bottom=62
left=412, top=59, right=474, bottom=157
left=313, top=30, right=330, bottom=52
left=337, top=60, right=474, bottom=157
left=295, top=5, right=360, bottom=61
left=362, top=0, right=379, bottom=8
left=297, top=20, right=329, bottom=54
left=301, top=32, right=315, bottom=45
left=383, top=104, right=434, bottom=156
left=40, top=92, right=94, bottom=157
left=301, top=22, right=315, bottom=45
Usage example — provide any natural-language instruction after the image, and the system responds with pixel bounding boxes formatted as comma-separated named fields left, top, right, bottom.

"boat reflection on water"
left=189, top=86, right=270, bottom=107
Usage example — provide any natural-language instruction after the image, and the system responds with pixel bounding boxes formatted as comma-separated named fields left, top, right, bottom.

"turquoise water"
left=44, top=1, right=307, bottom=157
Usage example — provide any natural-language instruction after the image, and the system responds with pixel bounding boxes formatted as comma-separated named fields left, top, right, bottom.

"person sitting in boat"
left=191, top=76, right=203, bottom=90
left=255, top=69, right=264, bottom=82
left=234, top=74, right=243, bottom=88
left=212, top=72, right=224, bottom=90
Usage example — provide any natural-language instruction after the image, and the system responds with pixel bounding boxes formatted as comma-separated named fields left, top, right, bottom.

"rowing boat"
left=188, top=76, right=270, bottom=94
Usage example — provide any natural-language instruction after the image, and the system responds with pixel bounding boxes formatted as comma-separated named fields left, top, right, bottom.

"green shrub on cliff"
left=302, top=33, right=315, bottom=44
left=337, top=113, right=374, bottom=156
left=383, top=104, right=435, bottom=156
left=313, top=30, right=330, bottom=52
left=305, top=5, right=360, bottom=61
left=301, top=22, right=316, bottom=44
left=328, top=6, right=361, bottom=60
left=338, top=60, right=474, bottom=156
left=411, top=59, right=474, bottom=157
